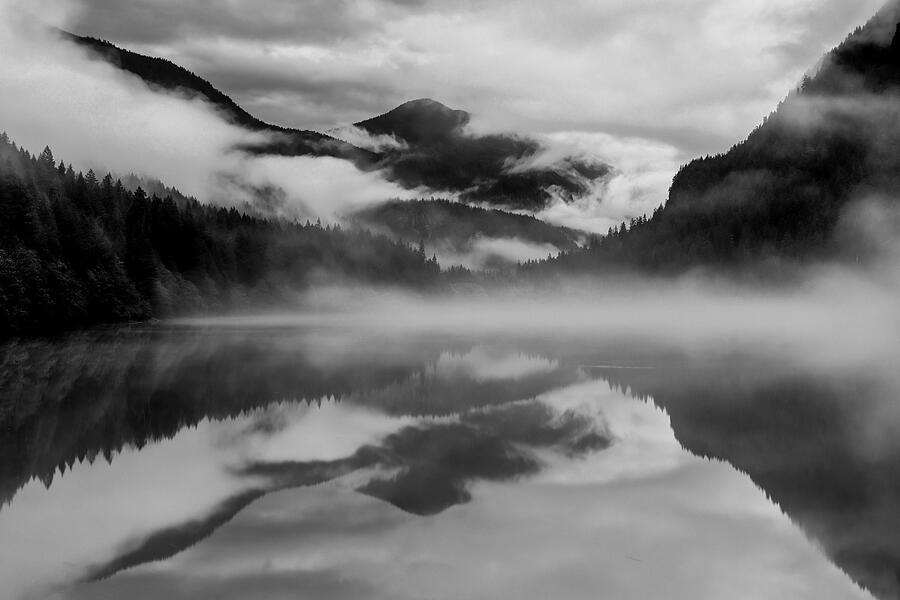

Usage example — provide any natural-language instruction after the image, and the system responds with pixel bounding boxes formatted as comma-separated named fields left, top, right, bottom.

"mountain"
left=355, top=98, right=470, bottom=145
left=351, top=98, right=611, bottom=210
left=63, top=32, right=610, bottom=212
left=61, top=32, right=378, bottom=166
left=353, top=198, right=580, bottom=249
left=538, top=2, right=900, bottom=274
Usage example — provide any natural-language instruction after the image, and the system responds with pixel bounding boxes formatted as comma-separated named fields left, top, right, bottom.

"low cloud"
left=0, top=12, right=260, bottom=201
left=11, top=0, right=889, bottom=233
left=512, top=132, right=683, bottom=233
left=214, top=154, right=421, bottom=221
left=61, top=0, right=884, bottom=153
left=435, top=236, right=561, bottom=270
left=327, top=125, right=409, bottom=152
left=15, top=0, right=892, bottom=233
left=0, top=3, right=420, bottom=222
left=223, top=245, right=899, bottom=378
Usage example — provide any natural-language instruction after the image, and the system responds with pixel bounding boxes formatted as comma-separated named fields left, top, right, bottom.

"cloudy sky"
left=3, top=0, right=890, bottom=232
left=57, top=0, right=885, bottom=155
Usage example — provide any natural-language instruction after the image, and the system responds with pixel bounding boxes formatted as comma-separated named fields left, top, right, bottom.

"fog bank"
left=0, top=3, right=420, bottom=222
left=175, top=256, right=900, bottom=377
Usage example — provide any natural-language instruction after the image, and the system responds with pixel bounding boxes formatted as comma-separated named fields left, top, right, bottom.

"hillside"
left=63, top=29, right=611, bottom=212
left=0, top=133, right=441, bottom=337
left=354, top=99, right=611, bottom=210
left=355, top=98, right=471, bottom=145
left=352, top=199, right=581, bottom=253
left=62, top=32, right=378, bottom=166
left=539, top=1, right=900, bottom=273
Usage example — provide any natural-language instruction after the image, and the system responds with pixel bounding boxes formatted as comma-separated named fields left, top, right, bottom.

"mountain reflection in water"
left=0, top=324, right=895, bottom=599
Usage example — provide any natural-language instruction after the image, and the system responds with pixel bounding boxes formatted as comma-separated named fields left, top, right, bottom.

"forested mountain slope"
left=352, top=199, right=581, bottom=252
left=539, top=2, right=900, bottom=273
left=64, top=29, right=611, bottom=211
left=354, top=99, right=610, bottom=209
left=0, top=133, right=440, bottom=337
left=63, top=32, right=378, bottom=166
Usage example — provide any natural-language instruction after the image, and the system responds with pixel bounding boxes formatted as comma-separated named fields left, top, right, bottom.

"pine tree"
left=38, top=146, right=55, bottom=170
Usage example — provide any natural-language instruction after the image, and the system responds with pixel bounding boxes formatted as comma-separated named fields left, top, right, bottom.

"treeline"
left=0, top=133, right=441, bottom=337
left=526, top=12, right=900, bottom=276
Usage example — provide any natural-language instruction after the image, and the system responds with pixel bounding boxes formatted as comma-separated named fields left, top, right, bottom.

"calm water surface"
left=1, top=322, right=898, bottom=599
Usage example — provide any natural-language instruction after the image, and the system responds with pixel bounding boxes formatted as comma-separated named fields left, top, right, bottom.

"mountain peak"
left=400, top=97, right=452, bottom=109
left=355, top=98, right=470, bottom=145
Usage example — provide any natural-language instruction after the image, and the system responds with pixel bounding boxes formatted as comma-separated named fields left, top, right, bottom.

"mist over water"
left=2, top=262, right=899, bottom=598
left=175, top=251, right=900, bottom=372
left=3, top=1, right=900, bottom=598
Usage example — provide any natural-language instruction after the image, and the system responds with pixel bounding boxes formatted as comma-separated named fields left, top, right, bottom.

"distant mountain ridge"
left=351, top=98, right=610, bottom=210
left=0, top=132, right=444, bottom=337
left=62, top=31, right=609, bottom=211
left=62, top=32, right=378, bottom=166
left=355, top=98, right=471, bottom=145
left=353, top=198, right=580, bottom=250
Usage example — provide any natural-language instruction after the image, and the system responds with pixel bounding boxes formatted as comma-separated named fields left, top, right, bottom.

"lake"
left=1, top=318, right=898, bottom=600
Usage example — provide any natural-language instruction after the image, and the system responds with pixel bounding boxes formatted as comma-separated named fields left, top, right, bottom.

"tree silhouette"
left=0, top=133, right=443, bottom=337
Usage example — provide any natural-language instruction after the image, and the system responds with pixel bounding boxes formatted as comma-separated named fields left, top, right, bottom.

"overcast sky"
left=57, top=0, right=885, bottom=156
left=4, top=0, right=890, bottom=231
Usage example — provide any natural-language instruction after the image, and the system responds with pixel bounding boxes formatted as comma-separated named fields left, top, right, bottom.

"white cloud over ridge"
left=2, top=0, right=893, bottom=236
left=62, top=0, right=885, bottom=151
left=327, top=125, right=409, bottom=152
left=42, top=0, right=885, bottom=229
left=521, top=132, right=683, bottom=233
left=435, top=236, right=562, bottom=271
left=0, top=3, right=420, bottom=223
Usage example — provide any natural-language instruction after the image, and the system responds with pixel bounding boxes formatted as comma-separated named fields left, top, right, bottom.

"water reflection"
left=0, top=325, right=895, bottom=599
left=599, top=363, right=900, bottom=599
left=59, top=383, right=869, bottom=600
